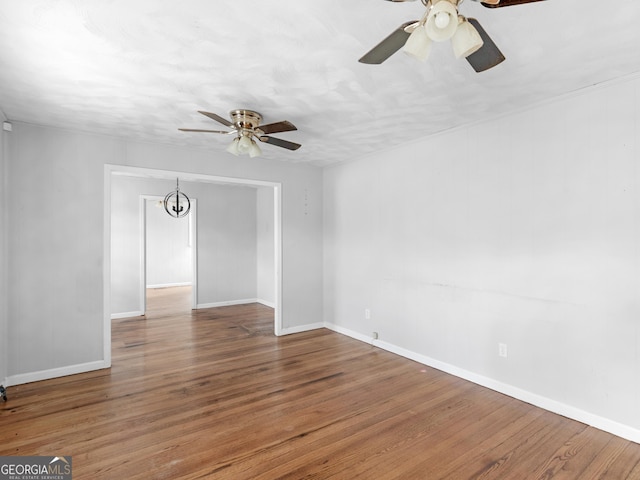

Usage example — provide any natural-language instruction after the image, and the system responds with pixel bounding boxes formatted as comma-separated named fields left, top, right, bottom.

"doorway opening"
left=141, top=195, right=197, bottom=315
left=104, top=165, right=283, bottom=368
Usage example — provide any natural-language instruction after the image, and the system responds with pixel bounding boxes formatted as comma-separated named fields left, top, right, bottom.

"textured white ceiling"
left=1, top=0, right=639, bottom=167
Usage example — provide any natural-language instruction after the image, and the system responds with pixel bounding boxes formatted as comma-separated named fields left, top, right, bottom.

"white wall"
left=193, top=182, right=257, bottom=306
left=3, top=124, right=323, bottom=384
left=257, top=187, right=275, bottom=306
left=0, top=111, right=8, bottom=386
left=6, top=125, right=110, bottom=380
left=145, top=198, right=191, bottom=288
left=323, top=75, right=640, bottom=442
left=110, top=176, right=145, bottom=315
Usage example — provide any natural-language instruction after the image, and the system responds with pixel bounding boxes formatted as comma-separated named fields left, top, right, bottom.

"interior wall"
left=145, top=198, right=192, bottom=288
left=323, top=75, right=640, bottom=441
left=0, top=111, right=8, bottom=386
left=193, top=182, right=257, bottom=306
left=110, top=176, right=145, bottom=315
left=4, top=123, right=322, bottom=384
left=257, top=187, right=275, bottom=306
left=6, top=124, right=112, bottom=380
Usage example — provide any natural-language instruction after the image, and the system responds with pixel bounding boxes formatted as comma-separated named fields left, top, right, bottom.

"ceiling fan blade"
left=358, top=21, right=417, bottom=64
left=481, top=0, right=546, bottom=8
left=178, top=128, right=232, bottom=134
left=258, top=120, right=297, bottom=135
left=465, top=18, right=505, bottom=72
left=198, top=110, right=233, bottom=127
left=258, top=136, right=301, bottom=151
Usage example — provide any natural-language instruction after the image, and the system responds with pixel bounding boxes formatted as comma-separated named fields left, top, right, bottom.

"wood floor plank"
left=573, top=434, right=634, bottom=479
left=399, top=400, right=549, bottom=478
left=2, top=286, right=640, bottom=479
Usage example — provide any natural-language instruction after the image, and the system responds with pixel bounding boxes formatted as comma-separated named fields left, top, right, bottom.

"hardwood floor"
left=2, top=286, right=640, bottom=479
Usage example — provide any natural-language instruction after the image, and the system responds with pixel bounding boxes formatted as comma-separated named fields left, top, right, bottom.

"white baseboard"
left=5, top=360, right=110, bottom=387
left=111, top=310, right=144, bottom=319
left=324, top=322, right=640, bottom=445
left=257, top=299, right=276, bottom=309
left=196, top=298, right=259, bottom=309
left=112, top=298, right=272, bottom=318
left=146, top=282, right=192, bottom=289
left=325, top=323, right=374, bottom=344
left=280, top=322, right=324, bottom=336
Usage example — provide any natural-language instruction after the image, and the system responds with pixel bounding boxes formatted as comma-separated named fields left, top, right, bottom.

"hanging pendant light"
left=163, top=178, right=191, bottom=218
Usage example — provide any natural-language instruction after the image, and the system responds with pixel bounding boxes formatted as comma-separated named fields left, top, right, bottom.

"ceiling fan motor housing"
left=230, top=109, right=262, bottom=131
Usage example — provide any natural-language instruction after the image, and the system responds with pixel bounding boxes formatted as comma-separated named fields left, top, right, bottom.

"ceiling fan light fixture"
left=226, top=137, right=240, bottom=156
left=248, top=138, right=262, bottom=158
left=237, top=134, right=253, bottom=154
left=426, top=0, right=459, bottom=41
left=451, top=17, right=484, bottom=58
left=402, top=25, right=432, bottom=61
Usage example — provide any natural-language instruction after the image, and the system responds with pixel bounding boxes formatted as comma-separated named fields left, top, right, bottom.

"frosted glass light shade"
left=402, top=25, right=432, bottom=62
left=248, top=139, right=262, bottom=158
left=451, top=18, right=483, bottom=58
left=226, top=137, right=240, bottom=156
left=426, top=1, right=458, bottom=41
left=237, top=134, right=252, bottom=154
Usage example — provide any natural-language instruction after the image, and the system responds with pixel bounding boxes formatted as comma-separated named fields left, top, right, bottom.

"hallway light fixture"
left=163, top=177, right=191, bottom=218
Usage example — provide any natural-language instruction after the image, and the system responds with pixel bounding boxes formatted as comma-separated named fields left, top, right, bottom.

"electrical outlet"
left=498, top=343, right=508, bottom=358
left=372, top=331, right=379, bottom=340
left=365, top=308, right=371, bottom=320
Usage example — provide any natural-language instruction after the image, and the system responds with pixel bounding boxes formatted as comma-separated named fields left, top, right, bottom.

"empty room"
left=1, top=1, right=640, bottom=478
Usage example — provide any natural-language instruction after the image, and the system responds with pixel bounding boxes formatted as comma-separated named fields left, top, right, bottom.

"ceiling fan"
left=359, top=0, right=547, bottom=72
left=179, top=110, right=301, bottom=157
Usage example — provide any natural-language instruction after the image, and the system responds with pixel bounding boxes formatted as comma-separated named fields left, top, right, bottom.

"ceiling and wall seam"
left=330, top=68, right=640, bottom=169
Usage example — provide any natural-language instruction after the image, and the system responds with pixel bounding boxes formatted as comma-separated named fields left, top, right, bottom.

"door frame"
left=140, top=195, right=198, bottom=313
left=104, top=164, right=282, bottom=367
